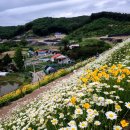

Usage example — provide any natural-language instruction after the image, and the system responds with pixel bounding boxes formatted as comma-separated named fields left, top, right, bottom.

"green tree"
left=19, top=39, right=28, bottom=47
left=14, top=48, right=24, bottom=71
left=61, top=38, right=69, bottom=52
left=2, top=54, right=12, bottom=66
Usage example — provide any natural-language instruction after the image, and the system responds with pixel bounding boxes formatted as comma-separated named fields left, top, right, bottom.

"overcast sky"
left=0, top=0, right=129, bottom=26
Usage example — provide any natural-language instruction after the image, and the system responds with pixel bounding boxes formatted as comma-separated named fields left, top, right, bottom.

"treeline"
left=0, top=12, right=130, bottom=39
left=90, top=12, right=130, bottom=22
left=0, top=16, right=89, bottom=39
left=0, top=40, right=28, bottom=53
left=0, top=26, right=26, bottom=39
left=31, top=16, right=89, bottom=36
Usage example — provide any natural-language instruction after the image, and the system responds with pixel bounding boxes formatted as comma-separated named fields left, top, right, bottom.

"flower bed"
left=0, top=40, right=130, bottom=130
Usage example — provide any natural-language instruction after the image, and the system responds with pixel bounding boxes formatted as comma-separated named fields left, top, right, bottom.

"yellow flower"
left=28, top=128, right=32, bottom=130
left=98, top=73, right=102, bottom=78
left=121, top=74, right=126, bottom=79
left=15, top=89, right=21, bottom=95
left=70, top=96, right=76, bottom=105
left=118, top=64, right=123, bottom=69
left=81, top=77, right=88, bottom=83
left=83, top=103, right=91, bottom=109
left=117, top=79, right=121, bottom=83
left=120, top=120, right=129, bottom=128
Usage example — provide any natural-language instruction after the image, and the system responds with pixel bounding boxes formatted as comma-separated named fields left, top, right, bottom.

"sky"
left=0, top=0, right=129, bottom=26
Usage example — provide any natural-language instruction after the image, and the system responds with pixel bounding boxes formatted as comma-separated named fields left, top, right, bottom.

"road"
left=32, top=71, right=45, bottom=83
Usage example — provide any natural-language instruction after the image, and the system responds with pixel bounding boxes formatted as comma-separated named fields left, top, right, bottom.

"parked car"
left=44, top=65, right=56, bottom=74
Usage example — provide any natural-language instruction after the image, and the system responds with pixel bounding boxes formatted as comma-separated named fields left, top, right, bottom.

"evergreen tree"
left=2, top=54, right=12, bottom=66
left=19, top=39, right=28, bottom=47
left=62, top=39, right=69, bottom=52
left=14, top=48, right=24, bottom=71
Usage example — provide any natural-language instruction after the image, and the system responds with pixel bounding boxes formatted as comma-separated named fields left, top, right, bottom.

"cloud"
left=0, top=0, right=129, bottom=26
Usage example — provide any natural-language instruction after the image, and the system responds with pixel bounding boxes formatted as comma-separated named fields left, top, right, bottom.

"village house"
left=54, top=32, right=66, bottom=39
left=36, top=49, right=49, bottom=56
left=51, top=54, right=71, bottom=64
left=69, top=44, right=80, bottom=49
left=0, top=72, right=9, bottom=76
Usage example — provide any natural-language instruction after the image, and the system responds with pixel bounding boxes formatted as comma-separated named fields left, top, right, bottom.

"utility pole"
left=33, top=63, right=36, bottom=73
left=32, top=63, right=36, bottom=83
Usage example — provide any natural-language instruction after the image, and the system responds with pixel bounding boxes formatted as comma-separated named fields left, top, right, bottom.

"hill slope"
left=0, top=16, right=89, bottom=39
left=68, top=18, right=130, bottom=40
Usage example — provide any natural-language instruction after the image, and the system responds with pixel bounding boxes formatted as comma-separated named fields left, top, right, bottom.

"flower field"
left=0, top=40, right=130, bottom=130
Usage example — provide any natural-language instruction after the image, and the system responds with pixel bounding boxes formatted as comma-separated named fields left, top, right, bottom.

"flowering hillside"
left=0, top=40, right=130, bottom=130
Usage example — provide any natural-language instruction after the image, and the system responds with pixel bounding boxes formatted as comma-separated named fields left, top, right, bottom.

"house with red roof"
left=51, top=54, right=71, bottom=64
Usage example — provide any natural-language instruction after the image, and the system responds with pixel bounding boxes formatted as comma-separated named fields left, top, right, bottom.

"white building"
left=69, top=44, right=80, bottom=49
left=51, top=54, right=71, bottom=64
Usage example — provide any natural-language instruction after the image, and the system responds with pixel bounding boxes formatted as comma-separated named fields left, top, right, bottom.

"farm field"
left=0, top=39, right=130, bottom=129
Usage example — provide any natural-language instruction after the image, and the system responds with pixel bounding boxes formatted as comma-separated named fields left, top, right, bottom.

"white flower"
left=104, top=92, right=109, bottom=95
left=51, top=118, right=58, bottom=125
left=59, top=113, right=64, bottom=118
left=94, top=121, right=101, bottom=126
left=59, top=127, right=65, bottom=130
left=113, top=85, right=119, bottom=88
left=86, top=117, right=94, bottom=123
left=113, top=125, right=122, bottom=130
left=93, top=110, right=99, bottom=116
left=125, top=102, right=130, bottom=109
left=105, top=111, right=117, bottom=120
left=87, top=109, right=94, bottom=115
left=68, top=120, right=76, bottom=127
left=40, top=118, right=44, bottom=124
left=69, top=126, right=77, bottom=130
left=79, top=121, right=88, bottom=128
left=118, top=88, right=124, bottom=91
left=75, top=108, right=83, bottom=115
left=105, top=99, right=114, bottom=105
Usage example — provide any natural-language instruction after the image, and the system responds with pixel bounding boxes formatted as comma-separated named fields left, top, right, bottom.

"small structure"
left=0, top=72, right=9, bottom=76
left=44, top=66, right=56, bottom=74
left=51, top=54, right=71, bottom=64
left=55, top=32, right=65, bottom=39
left=37, top=50, right=48, bottom=56
left=28, top=50, right=35, bottom=57
left=69, top=44, right=80, bottom=49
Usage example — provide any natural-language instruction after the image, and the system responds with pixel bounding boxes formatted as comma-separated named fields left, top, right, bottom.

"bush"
left=67, top=39, right=111, bottom=60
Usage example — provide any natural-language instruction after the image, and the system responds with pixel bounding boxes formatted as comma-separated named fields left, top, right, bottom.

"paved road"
left=32, top=71, right=45, bottom=83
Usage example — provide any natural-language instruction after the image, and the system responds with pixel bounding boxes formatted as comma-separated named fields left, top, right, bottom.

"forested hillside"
left=0, top=16, right=89, bottom=39
left=68, top=18, right=130, bottom=40
left=0, top=12, right=130, bottom=39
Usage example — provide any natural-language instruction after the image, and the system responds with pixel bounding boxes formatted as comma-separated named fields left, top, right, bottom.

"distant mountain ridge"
left=0, top=12, right=130, bottom=39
